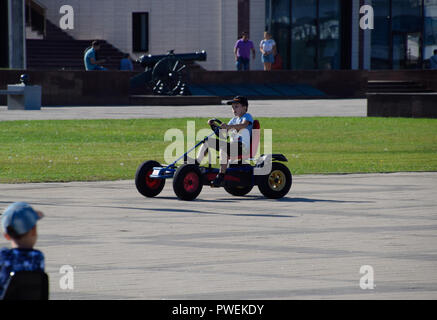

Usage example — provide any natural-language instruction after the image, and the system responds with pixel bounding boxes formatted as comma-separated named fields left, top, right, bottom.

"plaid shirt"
left=0, top=248, right=45, bottom=297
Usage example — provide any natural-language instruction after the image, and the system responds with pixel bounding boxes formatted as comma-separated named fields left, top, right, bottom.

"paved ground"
left=1, top=99, right=436, bottom=300
left=0, top=172, right=436, bottom=299
left=0, top=99, right=366, bottom=121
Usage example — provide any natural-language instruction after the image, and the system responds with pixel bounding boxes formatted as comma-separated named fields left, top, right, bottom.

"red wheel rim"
left=183, top=172, right=199, bottom=193
left=145, top=169, right=161, bottom=189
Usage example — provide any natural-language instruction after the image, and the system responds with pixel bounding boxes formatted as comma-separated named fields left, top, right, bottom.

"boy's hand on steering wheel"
left=220, top=123, right=229, bottom=130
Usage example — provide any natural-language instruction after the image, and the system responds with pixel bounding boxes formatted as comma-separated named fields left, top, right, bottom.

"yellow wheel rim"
left=268, top=170, right=286, bottom=191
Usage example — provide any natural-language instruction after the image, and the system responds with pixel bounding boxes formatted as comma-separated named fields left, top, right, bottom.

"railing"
left=25, top=0, right=47, bottom=37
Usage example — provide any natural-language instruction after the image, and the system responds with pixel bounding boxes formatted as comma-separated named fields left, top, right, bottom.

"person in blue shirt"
left=430, top=49, right=437, bottom=70
left=119, top=53, right=134, bottom=71
left=193, top=96, right=254, bottom=187
left=84, top=41, right=107, bottom=71
left=0, top=202, right=45, bottom=298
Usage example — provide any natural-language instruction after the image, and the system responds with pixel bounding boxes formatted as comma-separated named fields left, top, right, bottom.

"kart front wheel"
left=173, top=164, right=203, bottom=201
left=135, top=160, right=165, bottom=197
left=257, top=162, right=292, bottom=199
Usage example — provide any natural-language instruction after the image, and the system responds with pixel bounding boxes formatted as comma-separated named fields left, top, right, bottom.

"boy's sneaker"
left=211, top=173, right=225, bottom=187
left=183, top=155, right=200, bottom=165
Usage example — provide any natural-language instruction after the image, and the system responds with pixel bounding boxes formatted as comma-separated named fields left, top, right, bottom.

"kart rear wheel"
left=257, top=162, right=292, bottom=199
left=135, top=160, right=165, bottom=197
left=224, top=185, right=253, bottom=196
left=173, top=164, right=203, bottom=201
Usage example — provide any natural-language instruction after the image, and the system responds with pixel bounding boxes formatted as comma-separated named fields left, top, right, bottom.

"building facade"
left=266, top=0, right=437, bottom=70
left=28, top=0, right=437, bottom=71
left=37, top=0, right=266, bottom=71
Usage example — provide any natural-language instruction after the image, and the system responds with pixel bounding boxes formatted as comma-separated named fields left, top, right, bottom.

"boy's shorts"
left=206, top=137, right=247, bottom=159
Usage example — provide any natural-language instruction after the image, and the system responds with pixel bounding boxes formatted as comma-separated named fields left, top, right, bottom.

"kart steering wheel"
left=209, top=118, right=223, bottom=138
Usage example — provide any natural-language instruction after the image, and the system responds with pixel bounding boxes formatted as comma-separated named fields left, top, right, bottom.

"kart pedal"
left=211, top=173, right=225, bottom=188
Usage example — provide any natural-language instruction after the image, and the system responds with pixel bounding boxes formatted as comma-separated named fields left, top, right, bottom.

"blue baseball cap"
left=1, top=202, right=43, bottom=236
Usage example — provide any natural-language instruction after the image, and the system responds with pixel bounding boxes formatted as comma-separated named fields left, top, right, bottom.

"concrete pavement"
left=0, top=99, right=366, bottom=121
left=1, top=99, right=436, bottom=300
left=0, top=172, right=436, bottom=299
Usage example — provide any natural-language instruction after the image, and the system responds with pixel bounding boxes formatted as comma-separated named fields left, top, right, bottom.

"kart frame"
left=135, top=119, right=292, bottom=200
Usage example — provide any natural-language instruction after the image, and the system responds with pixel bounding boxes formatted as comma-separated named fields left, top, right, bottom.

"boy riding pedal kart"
left=191, top=96, right=253, bottom=187
left=135, top=96, right=292, bottom=201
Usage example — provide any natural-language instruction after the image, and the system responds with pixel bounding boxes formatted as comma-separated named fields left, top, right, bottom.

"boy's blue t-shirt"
left=0, top=248, right=45, bottom=297
left=84, top=48, right=96, bottom=70
left=228, top=112, right=253, bottom=148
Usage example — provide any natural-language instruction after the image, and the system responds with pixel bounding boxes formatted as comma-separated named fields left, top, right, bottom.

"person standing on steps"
left=259, top=31, right=276, bottom=71
left=234, top=31, right=255, bottom=71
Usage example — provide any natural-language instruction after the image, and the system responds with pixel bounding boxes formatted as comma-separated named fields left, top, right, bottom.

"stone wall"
left=2, top=69, right=436, bottom=106
left=190, top=70, right=368, bottom=98
left=367, top=93, right=437, bottom=118
left=0, top=70, right=135, bottom=106
left=369, top=70, right=437, bottom=92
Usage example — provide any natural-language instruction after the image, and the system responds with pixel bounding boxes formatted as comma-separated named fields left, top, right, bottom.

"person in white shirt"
left=259, top=31, right=276, bottom=71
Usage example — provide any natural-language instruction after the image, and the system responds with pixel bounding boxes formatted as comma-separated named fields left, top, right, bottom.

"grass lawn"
left=0, top=117, right=436, bottom=183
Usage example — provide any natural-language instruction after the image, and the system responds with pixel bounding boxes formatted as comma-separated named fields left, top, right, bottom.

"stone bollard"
left=6, top=74, right=41, bottom=110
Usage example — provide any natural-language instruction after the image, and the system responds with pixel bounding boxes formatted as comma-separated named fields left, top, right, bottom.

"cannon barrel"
left=138, top=50, right=207, bottom=68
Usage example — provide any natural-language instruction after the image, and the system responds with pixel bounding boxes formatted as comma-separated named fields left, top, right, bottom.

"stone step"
left=26, top=18, right=126, bottom=71
left=129, top=95, right=222, bottom=106
left=367, top=80, right=433, bottom=93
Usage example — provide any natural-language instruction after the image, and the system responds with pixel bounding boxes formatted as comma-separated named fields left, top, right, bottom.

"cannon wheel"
left=152, top=58, right=189, bottom=95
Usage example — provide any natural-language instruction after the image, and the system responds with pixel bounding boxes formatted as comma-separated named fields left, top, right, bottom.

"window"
left=270, top=0, right=291, bottom=69
left=319, top=0, right=341, bottom=69
left=371, top=0, right=391, bottom=69
left=370, top=0, right=437, bottom=69
left=132, top=12, right=149, bottom=52
left=0, top=0, right=8, bottom=67
left=424, top=0, right=437, bottom=60
left=267, top=0, right=345, bottom=70
left=291, top=0, right=317, bottom=69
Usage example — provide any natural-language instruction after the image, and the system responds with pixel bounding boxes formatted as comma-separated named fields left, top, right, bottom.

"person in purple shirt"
left=234, top=31, right=255, bottom=71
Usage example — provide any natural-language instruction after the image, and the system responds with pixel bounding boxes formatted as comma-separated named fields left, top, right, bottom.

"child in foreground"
left=0, top=202, right=45, bottom=297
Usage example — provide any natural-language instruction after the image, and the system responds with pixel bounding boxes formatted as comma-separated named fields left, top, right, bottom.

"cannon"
left=133, top=50, right=207, bottom=96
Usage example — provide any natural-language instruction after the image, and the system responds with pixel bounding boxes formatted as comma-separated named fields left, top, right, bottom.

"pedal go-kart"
left=135, top=119, right=292, bottom=201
